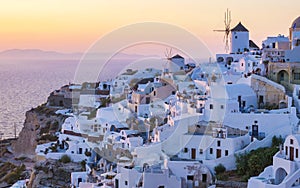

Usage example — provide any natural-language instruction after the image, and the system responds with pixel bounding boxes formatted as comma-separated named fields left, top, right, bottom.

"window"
left=217, top=140, right=221, bottom=147
left=200, top=149, right=203, bottom=154
left=209, top=104, right=213, bottom=110
left=291, top=139, right=294, bottom=145
left=183, top=148, right=188, bottom=153
left=125, top=181, right=128, bottom=186
left=286, top=146, right=288, bottom=155
left=187, top=175, right=194, bottom=180
left=158, top=186, right=165, bottom=188
left=220, top=105, right=224, bottom=109
left=294, top=73, right=300, bottom=80
left=235, top=36, right=238, bottom=39
left=210, top=148, right=213, bottom=154
left=225, top=150, right=229, bottom=156
left=297, top=149, right=299, bottom=158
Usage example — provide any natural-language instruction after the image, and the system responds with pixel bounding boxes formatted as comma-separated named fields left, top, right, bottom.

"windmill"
left=163, top=48, right=174, bottom=73
left=214, top=9, right=232, bottom=53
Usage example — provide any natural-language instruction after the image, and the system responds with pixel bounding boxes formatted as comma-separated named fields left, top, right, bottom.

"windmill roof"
left=171, top=54, right=184, bottom=59
left=231, top=22, right=249, bottom=32
left=249, top=40, right=259, bottom=49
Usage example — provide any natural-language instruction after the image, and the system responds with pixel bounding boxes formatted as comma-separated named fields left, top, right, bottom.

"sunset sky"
left=0, top=0, right=299, bottom=55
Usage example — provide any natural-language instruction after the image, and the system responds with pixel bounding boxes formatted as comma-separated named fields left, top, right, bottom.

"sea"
left=0, top=59, right=78, bottom=139
left=0, top=56, right=164, bottom=139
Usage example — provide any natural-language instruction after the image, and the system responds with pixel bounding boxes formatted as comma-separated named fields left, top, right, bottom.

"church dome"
left=291, top=16, right=300, bottom=29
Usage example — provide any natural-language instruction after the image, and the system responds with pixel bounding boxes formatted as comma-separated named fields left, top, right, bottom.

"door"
left=146, top=97, right=150, bottom=104
left=216, top=149, right=221, bottom=158
left=202, top=174, right=207, bottom=182
left=238, top=96, right=241, bottom=108
left=290, top=147, right=294, bottom=161
left=191, top=148, right=196, bottom=159
left=259, top=95, right=264, bottom=104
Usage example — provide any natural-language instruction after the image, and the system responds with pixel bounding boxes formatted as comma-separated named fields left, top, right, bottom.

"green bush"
left=3, top=164, right=26, bottom=185
left=80, top=160, right=86, bottom=171
left=214, top=163, right=226, bottom=175
left=84, top=151, right=91, bottom=157
left=60, top=155, right=71, bottom=163
left=235, top=146, right=278, bottom=181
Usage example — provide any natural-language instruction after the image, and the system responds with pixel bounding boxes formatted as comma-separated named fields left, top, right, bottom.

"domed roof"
left=291, top=16, right=300, bottom=29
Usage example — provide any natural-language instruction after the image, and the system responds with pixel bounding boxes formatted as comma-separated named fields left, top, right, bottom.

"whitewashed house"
left=71, top=172, right=89, bottom=188
left=165, top=54, right=185, bottom=73
left=203, top=83, right=257, bottom=122
left=178, top=126, right=251, bottom=160
left=230, top=22, right=250, bottom=54
left=248, top=134, right=300, bottom=188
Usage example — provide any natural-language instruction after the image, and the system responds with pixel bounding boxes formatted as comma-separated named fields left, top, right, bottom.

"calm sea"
left=0, top=57, right=156, bottom=139
left=0, top=59, right=78, bottom=139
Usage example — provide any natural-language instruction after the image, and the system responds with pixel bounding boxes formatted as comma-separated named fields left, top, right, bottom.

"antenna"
left=214, top=9, right=232, bottom=53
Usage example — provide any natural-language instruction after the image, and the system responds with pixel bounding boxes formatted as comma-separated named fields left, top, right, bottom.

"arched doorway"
left=279, top=100, right=287, bottom=109
left=275, top=167, right=287, bottom=185
left=277, top=70, right=289, bottom=83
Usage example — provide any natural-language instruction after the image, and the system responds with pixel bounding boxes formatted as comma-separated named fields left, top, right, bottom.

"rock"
left=12, top=111, right=39, bottom=156
left=12, top=106, right=67, bottom=157
left=28, top=159, right=82, bottom=187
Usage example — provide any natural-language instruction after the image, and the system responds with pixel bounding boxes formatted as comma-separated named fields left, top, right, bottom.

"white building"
left=165, top=54, right=185, bottom=73
left=262, top=35, right=289, bottom=63
left=113, top=160, right=214, bottom=188
left=204, top=83, right=257, bottom=122
left=290, top=16, right=300, bottom=50
left=178, top=127, right=251, bottom=161
left=230, top=22, right=250, bottom=54
left=248, top=134, right=300, bottom=188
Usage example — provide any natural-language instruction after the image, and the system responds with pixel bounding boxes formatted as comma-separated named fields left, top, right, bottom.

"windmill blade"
left=213, top=30, right=226, bottom=32
left=214, top=8, right=232, bottom=53
left=169, top=48, right=173, bottom=58
left=164, top=50, right=168, bottom=59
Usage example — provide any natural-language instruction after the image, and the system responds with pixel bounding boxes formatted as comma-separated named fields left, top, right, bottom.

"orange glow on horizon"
left=0, top=0, right=299, bottom=55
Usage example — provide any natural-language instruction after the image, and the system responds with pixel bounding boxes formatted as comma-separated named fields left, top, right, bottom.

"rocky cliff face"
left=12, top=110, right=39, bottom=156
left=12, top=104, right=67, bottom=157
left=28, top=159, right=82, bottom=188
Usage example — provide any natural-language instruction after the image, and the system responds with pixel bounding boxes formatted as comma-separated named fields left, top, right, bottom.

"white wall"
left=231, top=31, right=249, bottom=54
left=143, top=171, right=181, bottom=188
left=285, top=46, right=300, bottom=62
left=223, top=110, right=298, bottom=135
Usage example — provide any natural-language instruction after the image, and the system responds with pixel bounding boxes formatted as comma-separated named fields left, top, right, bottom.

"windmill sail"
left=214, top=9, right=231, bottom=53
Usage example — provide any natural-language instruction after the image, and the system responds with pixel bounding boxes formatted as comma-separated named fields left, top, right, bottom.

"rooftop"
left=231, top=22, right=249, bottom=32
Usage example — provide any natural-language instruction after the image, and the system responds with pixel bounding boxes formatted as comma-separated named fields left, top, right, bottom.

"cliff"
left=28, top=159, right=82, bottom=188
left=12, top=104, right=67, bottom=157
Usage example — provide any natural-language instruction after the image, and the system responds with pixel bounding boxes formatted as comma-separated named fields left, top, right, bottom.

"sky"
left=0, top=0, right=299, bottom=55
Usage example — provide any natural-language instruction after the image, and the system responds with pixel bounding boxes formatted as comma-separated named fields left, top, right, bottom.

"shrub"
left=214, top=163, right=226, bottom=175
left=60, top=155, right=71, bottom=163
left=80, top=160, right=86, bottom=171
left=235, top=146, right=278, bottom=181
left=84, top=151, right=91, bottom=157
left=50, top=120, right=59, bottom=131
left=38, top=134, right=58, bottom=142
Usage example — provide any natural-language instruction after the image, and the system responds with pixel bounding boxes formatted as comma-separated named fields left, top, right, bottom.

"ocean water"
left=0, top=56, right=165, bottom=139
left=0, top=59, right=78, bottom=139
